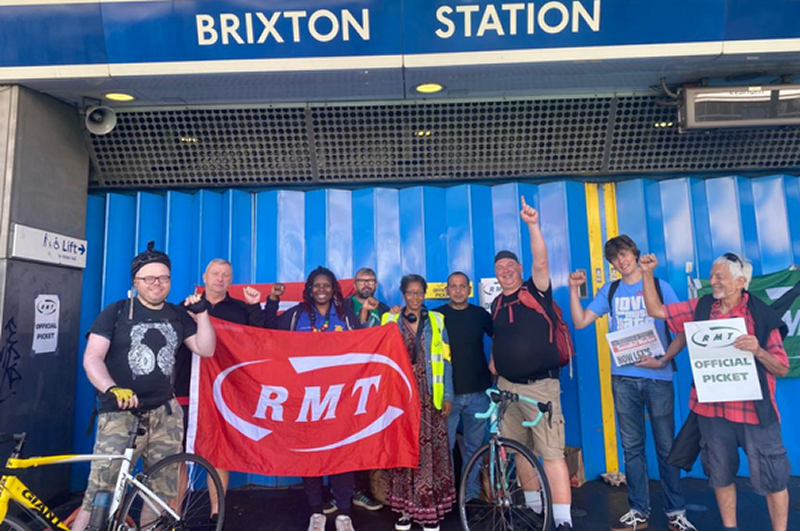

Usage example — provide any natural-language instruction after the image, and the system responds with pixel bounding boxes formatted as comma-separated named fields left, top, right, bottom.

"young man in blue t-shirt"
left=568, top=235, right=696, bottom=531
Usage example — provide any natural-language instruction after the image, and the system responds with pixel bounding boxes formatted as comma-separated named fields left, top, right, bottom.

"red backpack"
left=492, top=285, right=576, bottom=377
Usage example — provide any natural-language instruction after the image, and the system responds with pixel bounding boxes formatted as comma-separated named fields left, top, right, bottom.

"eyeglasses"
left=135, top=275, right=171, bottom=285
left=355, top=278, right=377, bottom=284
left=404, top=291, right=425, bottom=298
left=723, top=252, right=743, bottom=267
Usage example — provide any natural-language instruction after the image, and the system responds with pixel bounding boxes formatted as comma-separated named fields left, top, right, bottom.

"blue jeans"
left=447, top=391, right=490, bottom=501
left=611, top=376, right=686, bottom=517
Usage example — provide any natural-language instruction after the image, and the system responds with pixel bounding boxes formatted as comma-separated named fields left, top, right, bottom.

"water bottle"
left=87, top=489, right=111, bottom=531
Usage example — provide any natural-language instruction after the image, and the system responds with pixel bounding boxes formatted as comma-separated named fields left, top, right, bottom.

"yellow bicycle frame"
left=0, top=452, right=142, bottom=530
left=0, top=454, right=84, bottom=530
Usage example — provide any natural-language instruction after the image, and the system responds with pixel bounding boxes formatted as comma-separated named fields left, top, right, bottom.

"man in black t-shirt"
left=174, top=257, right=267, bottom=521
left=490, top=197, right=573, bottom=531
left=434, top=271, right=493, bottom=502
left=72, top=243, right=216, bottom=531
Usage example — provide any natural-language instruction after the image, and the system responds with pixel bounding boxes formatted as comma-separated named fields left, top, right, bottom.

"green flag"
left=697, top=268, right=800, bottom=378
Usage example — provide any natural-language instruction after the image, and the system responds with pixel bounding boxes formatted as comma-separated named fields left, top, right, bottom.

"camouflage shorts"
left=82, top=398, right=184, bottom=511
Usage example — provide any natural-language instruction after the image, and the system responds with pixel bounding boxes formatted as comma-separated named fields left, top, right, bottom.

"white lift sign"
left=11, top=224, right=87, bottom=269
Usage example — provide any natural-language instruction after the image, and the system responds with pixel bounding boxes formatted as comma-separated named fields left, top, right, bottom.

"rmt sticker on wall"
left=32, top=295, right=59, bottom=355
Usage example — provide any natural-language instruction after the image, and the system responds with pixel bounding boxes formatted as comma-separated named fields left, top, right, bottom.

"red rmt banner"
left=189, top=319, right=420, bottom=477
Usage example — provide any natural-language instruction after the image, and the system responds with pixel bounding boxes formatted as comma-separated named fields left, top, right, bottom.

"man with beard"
left=72, top=242, right=216, bottom=531
left=568, top=236, right=696, bottom=531
left=489, top=196, right=572, bottom=531
left=641, top=253, right=790, bottom=531
left=344, top=267, right=390, bottom=329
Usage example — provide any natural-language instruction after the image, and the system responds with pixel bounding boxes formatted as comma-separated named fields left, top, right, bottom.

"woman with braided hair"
left=264, top=266, right=375, bottom=531
left=264, top=266, right=365, bottom=332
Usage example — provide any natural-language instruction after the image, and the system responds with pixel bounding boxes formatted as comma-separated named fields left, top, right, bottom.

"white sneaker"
left=394, top=514, right=412, bottom=531
left=422, top=525, right=440, bottom=531
left=668, top=513, right=698, bottom=531
left=308, top=513, right=326, bottom=531
left=335, top=515, right=355, bottom=531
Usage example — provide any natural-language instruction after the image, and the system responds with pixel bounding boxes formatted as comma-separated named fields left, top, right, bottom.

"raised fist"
left=243, top=286, right=262, bottom=305
left=184, top=293, right=211, bottom=314
left=363, top=297, right=380, bottom=312
left=270, top=283, right=285, bottom=301
left=568, top=270, right=587, bottom=288
left=639, top=253, right=658, bottom=274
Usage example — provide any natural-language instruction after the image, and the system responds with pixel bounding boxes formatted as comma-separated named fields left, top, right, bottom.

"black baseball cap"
left=494, top=250, right=519, bottom=263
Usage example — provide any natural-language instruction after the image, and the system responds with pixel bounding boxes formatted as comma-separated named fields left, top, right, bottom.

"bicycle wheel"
left=0, top=515, right=31, bottom=531
left=116, top=452, right=224, bottom=531
left=459, top=438, right=552, bottom=531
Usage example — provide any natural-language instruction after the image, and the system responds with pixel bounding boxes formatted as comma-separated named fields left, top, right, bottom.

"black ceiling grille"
left=87, top=96, right=800, bottom=188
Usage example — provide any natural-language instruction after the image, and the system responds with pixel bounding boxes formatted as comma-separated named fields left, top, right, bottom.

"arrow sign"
left=11, top=223, right=87, bottom=269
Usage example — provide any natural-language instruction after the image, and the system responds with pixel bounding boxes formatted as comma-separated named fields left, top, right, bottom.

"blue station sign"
left=1, top=0, right=799, bottom=77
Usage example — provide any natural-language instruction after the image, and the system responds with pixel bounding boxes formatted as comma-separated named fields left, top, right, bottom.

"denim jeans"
left=447, top=391, right=490, bottom=501
left=611, top=376, right=686, bottom=517
left=303, top=473, right=354, bottom=515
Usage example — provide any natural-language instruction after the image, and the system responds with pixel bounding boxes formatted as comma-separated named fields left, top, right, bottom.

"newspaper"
left=605, top=321, right=665, bottom=367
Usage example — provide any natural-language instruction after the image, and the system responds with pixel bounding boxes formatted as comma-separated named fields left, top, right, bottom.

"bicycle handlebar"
left=474, top=388, right=553, bottom=429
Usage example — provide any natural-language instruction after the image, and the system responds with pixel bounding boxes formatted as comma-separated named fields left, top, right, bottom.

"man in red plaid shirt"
left=639, top=252, right=790, bottom=531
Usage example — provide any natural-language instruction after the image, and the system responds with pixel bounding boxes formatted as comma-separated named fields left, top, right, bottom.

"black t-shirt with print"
left=492, top=278, right=560, bottom=383
left=89, top=298, right=198, bottom=412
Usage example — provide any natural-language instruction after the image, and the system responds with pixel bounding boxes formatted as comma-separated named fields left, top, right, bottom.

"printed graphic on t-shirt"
left=612, top=291, right=650, bottom=331
left=129, top=322, right=179, bottom=378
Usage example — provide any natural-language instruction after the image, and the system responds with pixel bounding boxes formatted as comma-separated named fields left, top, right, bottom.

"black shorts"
left=698, top=415, right=790, bottom=495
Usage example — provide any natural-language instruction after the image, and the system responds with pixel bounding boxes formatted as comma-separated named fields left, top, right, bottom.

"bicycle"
left=0, top=411, right=224, bottom=531
left=459, top=388, right=554, bottom=531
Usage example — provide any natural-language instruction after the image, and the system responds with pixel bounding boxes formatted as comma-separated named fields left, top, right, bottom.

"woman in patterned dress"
left=384, top=274, right=456, bottom=531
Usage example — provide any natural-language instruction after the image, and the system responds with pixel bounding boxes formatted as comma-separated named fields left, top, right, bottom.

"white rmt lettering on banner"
left=253, top=385, right=289, bottom=421
left=196, top=9, right=371, bottom=45
left=352, top=375, right=381, bottom=415
left=296, top=384, right=345, bottom=422
left=435, top=0, right=600, bottom=39
left=252, top=376, right=382, bottom=423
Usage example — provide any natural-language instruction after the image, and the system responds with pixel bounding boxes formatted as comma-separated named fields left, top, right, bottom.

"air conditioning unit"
left=679, top=84, right=800, bottom=130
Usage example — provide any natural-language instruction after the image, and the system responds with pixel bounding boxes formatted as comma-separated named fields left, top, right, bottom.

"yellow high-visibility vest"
left=382, top=311, right=450, bottom=409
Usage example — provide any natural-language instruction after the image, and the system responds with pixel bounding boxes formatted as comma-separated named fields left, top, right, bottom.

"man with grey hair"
left=174, top=258, right=267, bottom=522
left=640, top=252, right=790, bottom=531
left=489, top=197, right=573, bottom=531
